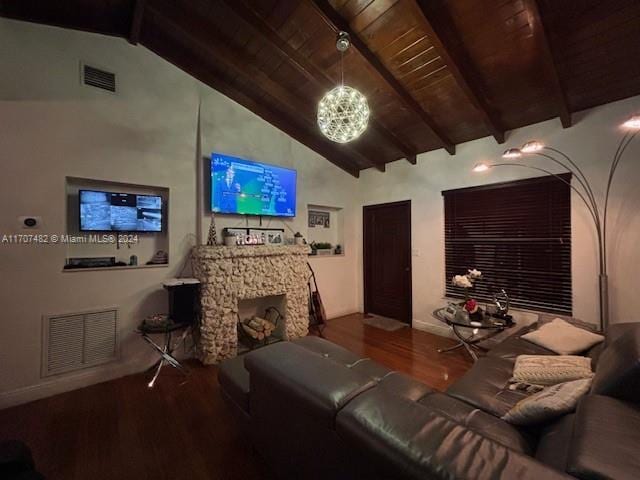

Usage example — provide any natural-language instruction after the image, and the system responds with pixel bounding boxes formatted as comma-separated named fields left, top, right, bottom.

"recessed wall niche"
left=306, top=204, right=344, bottom=256
left=64, top=177, right=170, bottom=271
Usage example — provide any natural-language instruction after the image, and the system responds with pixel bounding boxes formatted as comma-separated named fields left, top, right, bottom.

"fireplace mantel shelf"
left=193, top=244, right=311, bottom=260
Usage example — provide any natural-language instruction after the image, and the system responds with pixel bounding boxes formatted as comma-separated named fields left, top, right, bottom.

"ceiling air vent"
left=82, top=63, right=116, bottom=92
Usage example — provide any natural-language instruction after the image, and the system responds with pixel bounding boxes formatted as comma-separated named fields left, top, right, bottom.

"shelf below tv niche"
left=308, top=253, right=345, bottom=258
left=61, top=263, right=168, bottom=273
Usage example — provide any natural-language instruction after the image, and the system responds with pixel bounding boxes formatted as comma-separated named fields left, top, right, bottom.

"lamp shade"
left=502, top=148, right=522, bottom=158
left=472, top=163, right=490, bottom=172
left=521, top=140, right=544, bottom=153
left=622, top=115, right=640, bottom=129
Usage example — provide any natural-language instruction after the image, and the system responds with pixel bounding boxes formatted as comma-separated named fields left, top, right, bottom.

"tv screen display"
left=211, top=153, right=296, bottom=217
left=79, top=190, right=163, bottom=232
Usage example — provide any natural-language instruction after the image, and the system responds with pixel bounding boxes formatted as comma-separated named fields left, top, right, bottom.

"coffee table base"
left=437, top=325, right=493, bottom=362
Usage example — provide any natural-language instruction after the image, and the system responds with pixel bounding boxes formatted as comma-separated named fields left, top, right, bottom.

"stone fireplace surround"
left=192, top=245, right=311, bottom=364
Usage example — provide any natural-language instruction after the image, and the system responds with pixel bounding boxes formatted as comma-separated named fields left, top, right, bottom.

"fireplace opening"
left=237, top=294, right=286, bottom=353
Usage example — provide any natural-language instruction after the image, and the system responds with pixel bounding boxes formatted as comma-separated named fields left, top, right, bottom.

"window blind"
left=443, top=174, right=572, bottom=315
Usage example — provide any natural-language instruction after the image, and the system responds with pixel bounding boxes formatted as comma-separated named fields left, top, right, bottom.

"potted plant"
left=334, top=244, right=342, bottom=255
left=311, top=242, right=332, bottom=256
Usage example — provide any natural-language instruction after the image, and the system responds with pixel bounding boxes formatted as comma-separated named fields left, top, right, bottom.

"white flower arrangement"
left=452, top=274, right=473, bottom=288
left=468, top=268, right=482, bottom=279
left=451, top=269, right=482, bottom=289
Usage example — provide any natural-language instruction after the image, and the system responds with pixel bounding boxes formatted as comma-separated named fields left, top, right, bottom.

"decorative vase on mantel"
left=223, top=231, right=237, bottom=247
left=206, top=212, right=217, bottom=246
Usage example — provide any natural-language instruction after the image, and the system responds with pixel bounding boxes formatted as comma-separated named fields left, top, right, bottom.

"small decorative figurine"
left=207, top=212, right=217, bottom=246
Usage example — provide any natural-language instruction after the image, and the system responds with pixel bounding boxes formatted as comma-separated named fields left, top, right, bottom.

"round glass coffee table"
left=432, top=307, right=513, bottom=362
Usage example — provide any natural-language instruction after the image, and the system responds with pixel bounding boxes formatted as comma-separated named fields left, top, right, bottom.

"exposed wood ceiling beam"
left=128, top=0, right=146, bottom=45
left=145, top=6, right=365, bottom=177
left=148, top=2, right=385, bottom=173
left=525, top=0, right=572, bottom=128
left=220, top=0, right=417, bottom=165
left=415, top=0, right=505, bottom=144
left=311, top=0, right=456, bottom=156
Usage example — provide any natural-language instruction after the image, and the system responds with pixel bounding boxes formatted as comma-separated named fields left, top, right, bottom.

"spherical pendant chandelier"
left=317, top=32, right=369, bottom=143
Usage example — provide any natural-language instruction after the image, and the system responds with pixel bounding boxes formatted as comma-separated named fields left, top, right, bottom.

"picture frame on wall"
left=308, top=210, right=330, bottom=228
left=248, top=228, right=285, bottom=245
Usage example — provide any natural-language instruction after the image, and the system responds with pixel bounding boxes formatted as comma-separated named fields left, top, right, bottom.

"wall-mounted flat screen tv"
left=79, top=190, right=163, bottom=232
left=211, top=153, right=297, bottom=217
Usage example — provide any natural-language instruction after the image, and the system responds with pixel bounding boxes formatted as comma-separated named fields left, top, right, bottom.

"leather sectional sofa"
left=218, top=321, right=640, bottom=479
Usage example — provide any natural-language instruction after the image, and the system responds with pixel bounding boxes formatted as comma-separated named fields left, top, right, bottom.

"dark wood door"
left=363, top=200, right=412, bottom=324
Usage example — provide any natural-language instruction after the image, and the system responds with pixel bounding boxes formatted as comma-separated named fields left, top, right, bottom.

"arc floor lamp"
left=473, top=115, right=640, bottom=331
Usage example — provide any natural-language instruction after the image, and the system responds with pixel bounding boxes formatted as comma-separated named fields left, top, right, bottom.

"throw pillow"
left=537, top=313, right=601, bottom=333
left=511, top=354, right=593, bottom=386
left=522, top=318, right=604, bottom=354
left=502, top=378, right=592, bottom=426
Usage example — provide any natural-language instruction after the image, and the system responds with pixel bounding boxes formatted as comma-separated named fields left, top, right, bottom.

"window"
left=443, top=174, right=572, bottom=314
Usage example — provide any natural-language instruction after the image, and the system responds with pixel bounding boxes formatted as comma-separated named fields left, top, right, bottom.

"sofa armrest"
left=337, top=388, right=574, bottom=480
left=567, top=395, right=640, bottom=480
left=243, top=341, right=384, bottom=479
left=244, top=341, right=377, bottom=428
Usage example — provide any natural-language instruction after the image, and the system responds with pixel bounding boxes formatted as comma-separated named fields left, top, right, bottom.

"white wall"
left=357, top=95, right=640, bottom=333
left=1, top=16, right=639, bottom=409
left=0, top=19, right=360, bottom=408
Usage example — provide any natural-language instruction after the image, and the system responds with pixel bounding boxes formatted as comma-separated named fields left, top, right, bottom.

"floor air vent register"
left=41, top=307, right=118, bottom=377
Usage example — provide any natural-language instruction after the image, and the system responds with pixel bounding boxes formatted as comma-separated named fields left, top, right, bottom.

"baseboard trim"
left=412, top=317, right=454, bottom=338
left=0, top=359, right=147, bottom=410
left=327, top=309, right=360, bottom=320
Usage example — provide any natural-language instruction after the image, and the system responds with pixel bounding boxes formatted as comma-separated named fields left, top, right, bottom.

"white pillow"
left=521, top=318, right=604, bottom=354
left=511, top=354, right=593, bottom=386
left=502, top=378, right=592, bottom=425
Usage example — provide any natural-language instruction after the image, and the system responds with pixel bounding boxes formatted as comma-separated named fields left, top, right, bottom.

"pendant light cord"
left=340, top=50, right=344, bottom=87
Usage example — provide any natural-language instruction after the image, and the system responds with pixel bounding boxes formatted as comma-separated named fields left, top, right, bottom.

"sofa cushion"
left=293, top=336, right=363, bottom=365
left=521, top=318, right=604, bottom=355
left=535, top=414, right=575, bottom=471
left=336, top=388, right=573, bottom=480
left=487, top=333, right=556, bottom=362
left=218, top=354, right=250, bottom=413
left=293, top=336, right=393, bottom=381
left=566, top=395, right=640, bottom=480
left=603, top=321, right=640, bottom=347
left=447, top=356, right=530, bottom=417
left=417, top=392, right=535, bottom=454
left=377, top=371, right=433, bottom=402
left=591, top=322, right=640, bottom=402
left=502, top=378, right=592, bottom=426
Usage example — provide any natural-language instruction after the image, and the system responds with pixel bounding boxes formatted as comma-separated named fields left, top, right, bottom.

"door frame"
left=363, top=200, right=412, bottom=324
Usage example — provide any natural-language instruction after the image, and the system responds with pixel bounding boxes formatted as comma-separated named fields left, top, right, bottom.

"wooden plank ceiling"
left=2, top=0, right=640, bottom=177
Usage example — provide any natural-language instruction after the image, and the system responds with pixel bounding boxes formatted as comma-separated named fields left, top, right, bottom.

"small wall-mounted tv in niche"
left=211, top=152, right=297, bottom=217
left=79, top=189, right=163, bottom=232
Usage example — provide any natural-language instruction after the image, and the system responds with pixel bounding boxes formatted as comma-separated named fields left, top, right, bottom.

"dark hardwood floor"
left=0, top=313, right=471, bottom=480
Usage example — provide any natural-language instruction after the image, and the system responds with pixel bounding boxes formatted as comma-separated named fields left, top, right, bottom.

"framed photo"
left=308, top=210, right=330, bottom=228
left=248, top=228, right=285, bottom=245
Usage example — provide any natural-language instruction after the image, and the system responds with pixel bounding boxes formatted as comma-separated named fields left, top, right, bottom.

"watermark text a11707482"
left=1, top=233, right=139, bottom=245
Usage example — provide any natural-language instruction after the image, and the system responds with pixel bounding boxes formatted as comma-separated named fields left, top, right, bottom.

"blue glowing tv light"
left=211, top=153, right=297, bottom=217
